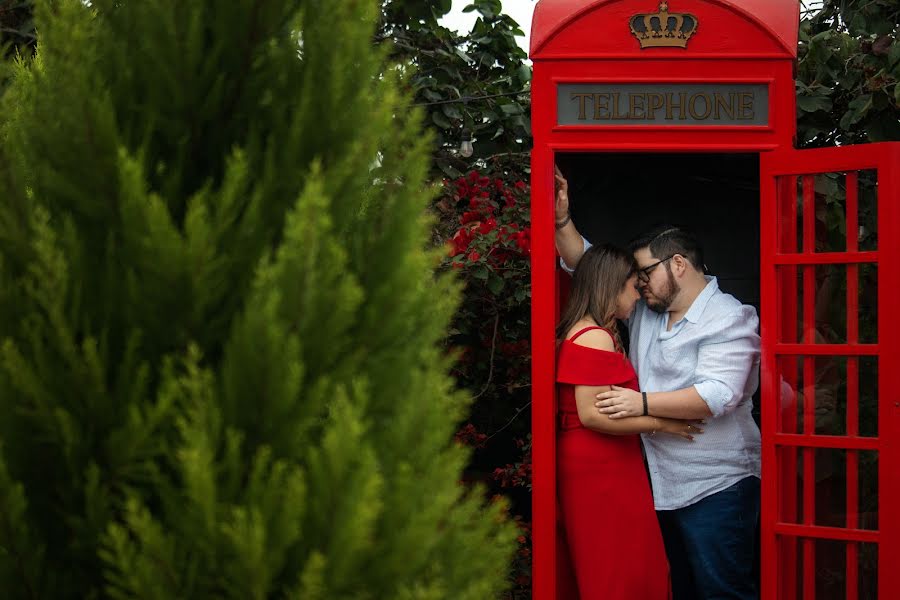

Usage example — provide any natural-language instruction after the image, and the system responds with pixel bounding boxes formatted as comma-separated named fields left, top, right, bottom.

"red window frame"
left=759, top=142, right=900, bottom=599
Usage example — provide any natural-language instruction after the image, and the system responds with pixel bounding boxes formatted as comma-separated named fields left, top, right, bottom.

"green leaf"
left=814, top=175, right=839, bottom=197
left=797, top=95, right=833, bottom=113
left=487, top=274, right=504, bottom=295
left=866, top=114, right=900, bottom=142
left=889, top=43, right=900, bottom=68
left=442, top=104, right=463, bottom=120
left=840, top=94, right=873, bottom=129
left=473, top=0, right=499, bottom=20
left=500, top=103, right=524, bottom=116
left=848, top=13, right=867, bottom=36
left=517, top=64, right=532, bottom=83
left=454, top=48, right=472, bottom=63
left=438, top=162, right=462, bottom=178
left=431, top=111, right=452, bottom=129
left=476, top=52, right=497, bottom=67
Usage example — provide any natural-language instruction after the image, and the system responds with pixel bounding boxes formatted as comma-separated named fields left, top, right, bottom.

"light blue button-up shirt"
left=564, top=240, right=761, bottom=510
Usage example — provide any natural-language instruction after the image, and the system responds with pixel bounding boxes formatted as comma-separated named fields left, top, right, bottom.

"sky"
left=441, top=0, right=536, bottom=55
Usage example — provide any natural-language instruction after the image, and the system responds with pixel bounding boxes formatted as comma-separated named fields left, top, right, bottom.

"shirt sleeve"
left=559, top=236, right=592, bottom=273
left=692, top=305, right=761, bottom=418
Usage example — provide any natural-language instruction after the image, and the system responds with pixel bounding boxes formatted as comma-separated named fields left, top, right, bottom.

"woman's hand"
left=554, top=165, right=569, bottom=222
left=595, top=385, right=642, bottom=419
left=657, top=418, right=704, bottom=441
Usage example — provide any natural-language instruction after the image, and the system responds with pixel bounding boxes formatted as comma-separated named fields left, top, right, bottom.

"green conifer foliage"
left=0, top=1, right=516, bottom=597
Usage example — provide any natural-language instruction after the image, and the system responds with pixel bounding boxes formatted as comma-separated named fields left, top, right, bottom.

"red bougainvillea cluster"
left=493, top=436, right=532, bottom=490
left=445, top=171, right=531, bottom=275
left=435, top=168, right=533, bottom=598
left=511, top=516, right=533, bottom=591
left=454, top=423, right=488, bottom=449
left=435, top=169, right=532, bottom=405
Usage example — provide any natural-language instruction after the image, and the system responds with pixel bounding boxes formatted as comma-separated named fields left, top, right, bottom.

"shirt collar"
left=682, top=276, right=719, bottom=324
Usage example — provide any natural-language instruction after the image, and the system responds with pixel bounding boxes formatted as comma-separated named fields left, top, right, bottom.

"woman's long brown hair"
left=556, top=244, right=636, bottom=351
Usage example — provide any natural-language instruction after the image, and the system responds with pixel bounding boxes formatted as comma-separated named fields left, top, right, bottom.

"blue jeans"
left=657, top=476, right=760, bottom=600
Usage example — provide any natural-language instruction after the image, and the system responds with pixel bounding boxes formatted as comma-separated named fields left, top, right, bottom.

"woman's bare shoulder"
left=565, top=323, right=615, bottom=352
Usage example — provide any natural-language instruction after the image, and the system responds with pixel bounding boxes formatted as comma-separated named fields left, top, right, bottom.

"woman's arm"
left=595, top=385, right=713, bottom=420
left=565, top=329, right=701, bottom=439
left=575, top=384, right=700, bottom=440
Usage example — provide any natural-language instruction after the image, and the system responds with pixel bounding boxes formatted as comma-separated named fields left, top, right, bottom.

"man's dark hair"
left=628, top=225, right=706, bottom=272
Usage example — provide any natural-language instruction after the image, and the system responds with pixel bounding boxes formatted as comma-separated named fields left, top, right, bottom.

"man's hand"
left=595, top=386, right=643, bottom=419
left=657, top=418, right=705, bottom=441
left=554, top=165, right=569, bottom=222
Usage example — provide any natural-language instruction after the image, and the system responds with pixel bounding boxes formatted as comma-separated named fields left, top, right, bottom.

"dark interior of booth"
left=555, top=152, right=762, bottom=422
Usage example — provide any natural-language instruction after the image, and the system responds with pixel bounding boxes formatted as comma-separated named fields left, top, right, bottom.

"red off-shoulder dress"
left=556, top=326, right=670, bottom=600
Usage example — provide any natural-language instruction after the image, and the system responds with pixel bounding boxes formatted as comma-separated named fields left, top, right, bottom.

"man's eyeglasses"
left=636, top=255, right=676, bottom=283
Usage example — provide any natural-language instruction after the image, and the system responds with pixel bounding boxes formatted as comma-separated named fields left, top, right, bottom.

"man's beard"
left=645, top=267, right=680, bottom=314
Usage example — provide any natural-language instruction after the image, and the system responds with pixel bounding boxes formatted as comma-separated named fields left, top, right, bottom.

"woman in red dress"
left=556, top=244, right=699, bottom=600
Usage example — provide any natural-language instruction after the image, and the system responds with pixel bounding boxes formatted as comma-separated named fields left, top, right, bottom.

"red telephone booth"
left=528, top=1, right=900, bottom=599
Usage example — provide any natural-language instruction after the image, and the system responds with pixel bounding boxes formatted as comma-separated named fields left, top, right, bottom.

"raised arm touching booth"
left=529, top=1, right=900, bottom=599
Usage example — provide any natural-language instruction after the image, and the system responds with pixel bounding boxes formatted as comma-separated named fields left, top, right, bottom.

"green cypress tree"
left=0, top=1, right=516, bottom=597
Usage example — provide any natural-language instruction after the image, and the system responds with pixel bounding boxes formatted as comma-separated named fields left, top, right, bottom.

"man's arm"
left=554, top=166, right=588, bottom=270
left=595, top=307, right=761, bottom=420
left=690, top=306, right=760, bottom=418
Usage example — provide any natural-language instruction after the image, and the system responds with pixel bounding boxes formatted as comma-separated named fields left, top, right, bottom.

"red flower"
left=514, top=180, right=526, bottom=190
left=514, top=230, right=530, bottom=253
left=467, top=250, right=481, bottom=262
left=460, top=210, right=481, bottom=224
left=478, top=217, right=498, bottom=234
left=454, top=423, right=488, bottom=448
left=450, top=228, right=475, bottom=256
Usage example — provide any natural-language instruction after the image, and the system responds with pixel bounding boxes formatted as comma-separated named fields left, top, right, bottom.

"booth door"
left=760, top=143, right=900, bottom=600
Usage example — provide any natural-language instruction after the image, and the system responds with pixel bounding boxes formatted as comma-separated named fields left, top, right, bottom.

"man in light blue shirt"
left=554, top=167, right=761, bottom=600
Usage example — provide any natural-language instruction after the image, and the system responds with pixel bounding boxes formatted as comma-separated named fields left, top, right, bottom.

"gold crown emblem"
left=630, top=2, right=699, bottom=49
